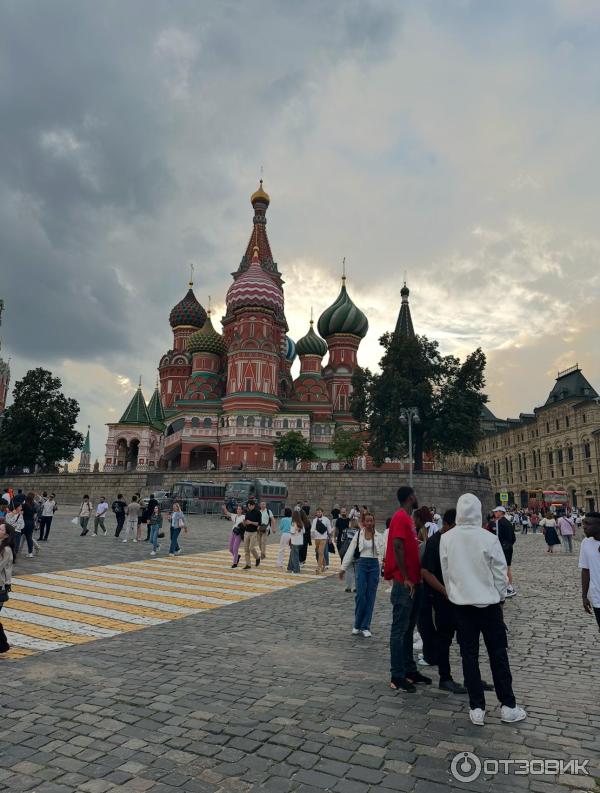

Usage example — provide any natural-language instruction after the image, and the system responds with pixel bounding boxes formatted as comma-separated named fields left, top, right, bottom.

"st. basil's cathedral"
left=104, top=182, right=407, bottom=472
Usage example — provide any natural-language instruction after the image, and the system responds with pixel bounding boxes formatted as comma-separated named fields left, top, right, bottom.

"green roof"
left=545, top=366, right=598, bottom=405
left=119, top=387, right=151, bottom=425
left=147, top=387, right=165, bottom=423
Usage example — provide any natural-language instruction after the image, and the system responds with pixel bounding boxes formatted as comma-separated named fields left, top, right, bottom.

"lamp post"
left=399, top=407, right=420, bottom=487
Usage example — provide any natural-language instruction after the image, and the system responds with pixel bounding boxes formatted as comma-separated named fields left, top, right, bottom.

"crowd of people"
left=0, top=485, right=598, bottom=727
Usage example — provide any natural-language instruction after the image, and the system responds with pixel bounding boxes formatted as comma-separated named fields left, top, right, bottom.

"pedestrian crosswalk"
left=2, top=550, right=332, bottom=659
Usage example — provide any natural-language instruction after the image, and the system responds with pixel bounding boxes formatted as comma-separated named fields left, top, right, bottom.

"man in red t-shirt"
left=385, top=485, right=431, bottom=692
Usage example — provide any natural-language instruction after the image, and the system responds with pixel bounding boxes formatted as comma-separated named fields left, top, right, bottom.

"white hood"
left=440, top=494, right=508, bottom=607
left=455, top=493, right=482, bottom=528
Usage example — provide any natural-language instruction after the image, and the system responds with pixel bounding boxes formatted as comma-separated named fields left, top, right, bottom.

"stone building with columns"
left=477, top=365, right=600, bottom=511
left=104, top=183, right=370, bottom=472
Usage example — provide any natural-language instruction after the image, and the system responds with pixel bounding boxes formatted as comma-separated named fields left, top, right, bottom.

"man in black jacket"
left=493, top=507, right=516, bottom=597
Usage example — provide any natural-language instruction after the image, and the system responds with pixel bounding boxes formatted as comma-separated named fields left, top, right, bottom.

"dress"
left=541, top=518, right=560, bottom=547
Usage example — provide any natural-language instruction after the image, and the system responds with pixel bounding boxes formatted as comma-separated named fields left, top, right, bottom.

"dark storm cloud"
left=0, top=0, right=401, bottom=363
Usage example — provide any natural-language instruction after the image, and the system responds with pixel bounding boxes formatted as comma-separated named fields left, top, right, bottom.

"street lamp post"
left=399, top=407, right=420, bottom=488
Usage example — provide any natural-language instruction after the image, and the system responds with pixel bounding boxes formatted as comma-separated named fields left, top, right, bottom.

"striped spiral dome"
left=226, top=247, right=284, bottom=313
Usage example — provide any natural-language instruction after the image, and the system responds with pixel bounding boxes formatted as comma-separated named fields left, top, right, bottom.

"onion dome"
left=296, top=321, right=328, bottom=357
left=186, top=314, right=228, bottom=357
left=251, top=179, right=270, bottom=207
left=226, top=246, right=284, bottom=313
left=317, top=279, right=368, bottom=339
left=169, top=284, right=207, bottom=329
left=285, top=336, right=297, bottom=363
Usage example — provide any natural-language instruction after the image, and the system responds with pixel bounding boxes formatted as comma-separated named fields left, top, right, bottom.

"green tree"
left=274, top=431, right=316, bottom=464
left=350, top=366, right=372, bottom=429
left=367, top=333, right=487, bottom=469
left=331, top=428, right=365, bottom=465
left=0, top=368, right=83, bottom=473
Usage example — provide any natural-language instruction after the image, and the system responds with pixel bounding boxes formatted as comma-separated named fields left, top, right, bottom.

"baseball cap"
left=493, top=506, right=506, bottom=513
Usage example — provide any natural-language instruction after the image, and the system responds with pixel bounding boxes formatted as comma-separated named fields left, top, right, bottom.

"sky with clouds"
left=2, top=0, right=600, bottom=463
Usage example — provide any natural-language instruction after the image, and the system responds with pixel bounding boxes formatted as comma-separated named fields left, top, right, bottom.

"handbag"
left=0, top=588, right=9, bottom=603
left=327, top=541, right=335, bottom=554
left=157, top=531, right=165, bottom=538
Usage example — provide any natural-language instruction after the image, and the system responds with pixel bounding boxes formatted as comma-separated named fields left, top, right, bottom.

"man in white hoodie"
left=440, top=493, right=526, bottom=727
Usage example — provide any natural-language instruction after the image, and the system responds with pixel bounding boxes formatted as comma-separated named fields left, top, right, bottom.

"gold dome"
left=250, top=179, right=270, bottom=205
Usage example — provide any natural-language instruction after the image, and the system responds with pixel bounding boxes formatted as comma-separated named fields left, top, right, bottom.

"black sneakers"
left=406, top=671, right=432, bottom=685
left=439, top=679, right=467, bottom=694
left=255, top=557, right=261, bottom=567
left=390, top=677, right=416, bottom=693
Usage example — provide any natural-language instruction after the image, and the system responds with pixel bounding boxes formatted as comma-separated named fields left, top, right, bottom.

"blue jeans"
left=390, top=581, right=422, bottom=680
left=169, top=526, right=181, bottom=554
left=150, top=524, right=160, bottom=552
left=354, top=557, right=380, bottom=630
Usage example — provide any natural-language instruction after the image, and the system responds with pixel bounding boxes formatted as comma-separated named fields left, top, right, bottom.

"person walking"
left=336, top=510, right=358, bottom=592
left=148, top=505, right=163, bottom=557
left=143, top=494, right=159, bottom=542
left=79, top=495, right=92, bottom=536
left=521, top=512, right=530, bottom=535
left=579, top=512, right=600, bottom=631
left=38, top=494, right=56, bottom=541
left=288, top=509, right=305, bottom=573
left=557, top=511, right=575, bottom=553
left=0, top=523, right=16, bottom=654
left=168, top=502, right=187, bottom=556
left=21, top=492, right=37, bottom=558
left=440, top=493, right=526, bottom=726
left=258, top=500, right=275, bottom=560
left=123, top=496, right=141, bottom=543
left=531, top=511, right=540, bottom=534
left=298, top=507, right=312, bottom=566
left=540, top=512, right=561, bottom=553
left=493, top=506, right=517, bottom=597
left=112, top=493, right=127, bottom=538
left=276, top=507, right=292, bottom=568
left=340, top=512, right=384, bottom=637
left=5, top=504, right=24, bottom=554
left=311, top=508, right=332, bottom=574
left=242, top=498, right=261, bottom=569
left=93, top=497, right=109, bottom=536
left=385, top=486, right=430, bottom=693
left=223, top=504, right=245, bottom=568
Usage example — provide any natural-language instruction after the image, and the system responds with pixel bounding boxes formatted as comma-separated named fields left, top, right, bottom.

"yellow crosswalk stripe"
left=4, top=547, right=331, bottom=660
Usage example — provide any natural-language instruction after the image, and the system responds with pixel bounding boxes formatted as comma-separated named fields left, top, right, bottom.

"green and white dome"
left=317, top=280, right=368, bottom=339
left=295, top=322, right=328, bottom=357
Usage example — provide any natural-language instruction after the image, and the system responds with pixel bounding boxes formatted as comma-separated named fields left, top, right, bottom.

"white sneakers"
left=150, top=551, right=157, bottom=557
left=505, top=586, right=517, bottom=598
left=362, top=630, right=372, bottom=638
left=469, top=705, right=527, bottom=726
left=501, top=705, right=527, bottom=723
left=469, top=708, right=485, bottom=726
left=352, top=628, right=360, bottom=635
left=27, top=553, right=34, bottom=558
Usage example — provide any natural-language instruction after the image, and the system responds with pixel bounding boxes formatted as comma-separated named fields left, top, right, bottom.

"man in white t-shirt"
left=93, top=498, right=109, bottom=536
left=258, top=501, right=275, bottom=560
left=579, top=512, right=600, bottom=632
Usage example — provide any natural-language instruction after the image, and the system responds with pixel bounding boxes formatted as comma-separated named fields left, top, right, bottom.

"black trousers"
left=594, top=607, right=600, bottom=632
left=0, top=601, right=8, bottom=652
left=299, top=535, right=311, bottom=564
left=115, top=513, right=126, bottom=537
left=417, top=593, right=438, bottom=666
left=432, top=596, right=457, bottom=682
left=454, top=603, right=516, bottom=711
left=39, top=515, right=53, bottom=540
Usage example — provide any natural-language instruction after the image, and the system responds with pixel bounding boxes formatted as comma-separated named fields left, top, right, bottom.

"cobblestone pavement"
left=1, top=515, right=598, bottom=792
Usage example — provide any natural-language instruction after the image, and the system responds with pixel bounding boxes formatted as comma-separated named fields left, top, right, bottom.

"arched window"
left=236, top=416, right=244, bottom=428
left=203, top=417, right=212, bottom=429
left=283, top=419, right=289, bottom=429
left=260, top=417, right=266, bottom=428
left=314, top=425, right=322, bottom=436
left=191, top=417, right=200, bottom=428
left=296, top=418, right=302, bottom=429
left=247, top=416, right=255, bottom=428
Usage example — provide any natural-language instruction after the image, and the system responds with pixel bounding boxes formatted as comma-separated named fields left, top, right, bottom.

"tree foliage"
left=367, top=333, right=487, bottom=469
left=331, top=428, right=365, bottom=464
left=350, top=366, right=373, bottom=429
left=0, top=368, right=83, bottom=473
left=274, top=431, right=316, bottom=462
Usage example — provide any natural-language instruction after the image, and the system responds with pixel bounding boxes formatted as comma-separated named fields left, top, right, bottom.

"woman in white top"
left=339, top=512, right=384, bottom=637
left=0, top=523, right=16, bottom=654
left=288, top=509, right=305, bottom=574
left=223, top=504, right=245, bottom=568
left=540, top=513, right=561, bottom=553
left=168, top=503, right=187, bottom=556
